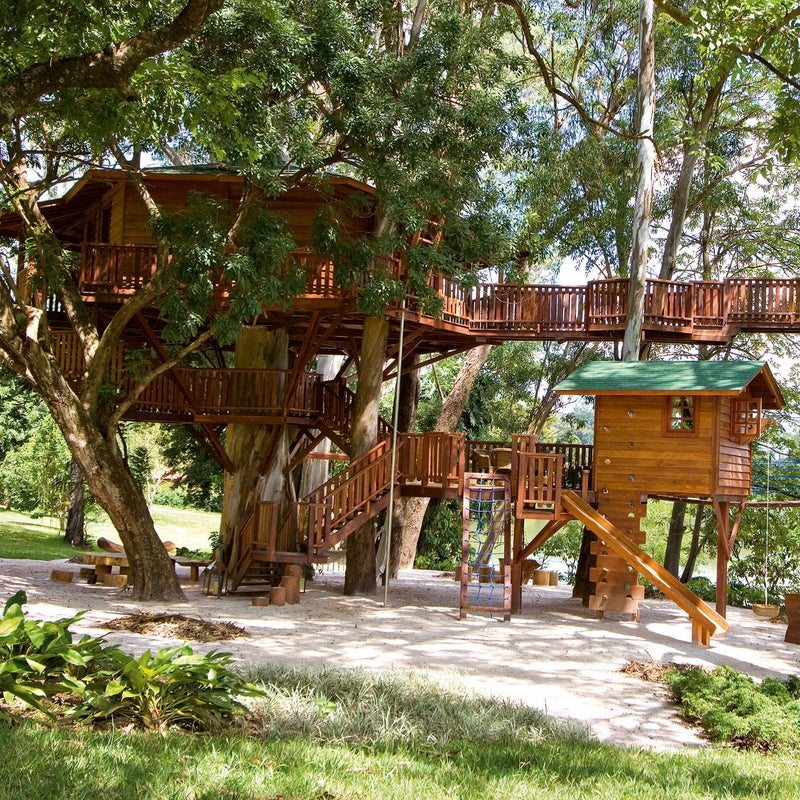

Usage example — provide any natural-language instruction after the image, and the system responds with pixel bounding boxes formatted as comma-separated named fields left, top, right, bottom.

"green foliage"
left=414, top=499, right=461, bottom=570
left=666, top=665, right=800, bottom=751
left=0, top=591, right=105, bottom=722
left=729, top=505, right=800, bottom=606
left=0, top=594, right=260, bottom=732
left=538, top=521, right=584, bottom=582
left=70, top=645, right=261, bottom=733
left=685, top=576, right=716, bottom=602
left=0, top=416, right=71, bottom=519
left=157, top=425, right=223, bottom=512
left=0, top=371, right=48, bottom=462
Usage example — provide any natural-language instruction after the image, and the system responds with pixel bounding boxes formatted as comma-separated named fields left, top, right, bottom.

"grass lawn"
left=0, top=504, right=219, bottom=560
left=0, top=663, right=798, bottom=800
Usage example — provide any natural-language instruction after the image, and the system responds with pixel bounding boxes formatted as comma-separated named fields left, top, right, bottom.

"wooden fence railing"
left=72, top=243, right=800, bottom=338
left=396, top=432, right=464, bottom=494
left=80, top=243, right=158, bottom=294
left=131, top=368, right=323, bottom=418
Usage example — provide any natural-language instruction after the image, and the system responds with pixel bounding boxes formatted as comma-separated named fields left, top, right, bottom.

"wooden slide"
left=561, top=490, right=730, bottom=646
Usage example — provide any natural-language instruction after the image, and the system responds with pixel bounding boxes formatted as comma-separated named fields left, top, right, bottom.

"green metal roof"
left=555, top=360, right=784, bottom=408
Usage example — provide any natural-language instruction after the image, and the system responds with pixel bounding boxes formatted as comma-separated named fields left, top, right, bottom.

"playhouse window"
left=667, top=396, right=696, bottom=433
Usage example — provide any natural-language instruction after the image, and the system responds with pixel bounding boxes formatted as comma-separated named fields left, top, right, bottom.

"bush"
left=666, top=665, right=800, bottom=751
left=0, top=592, right=261, bottom=732
left=685, top=576, right=716, bottom=602
left=415, top=499, right=461, bottom=570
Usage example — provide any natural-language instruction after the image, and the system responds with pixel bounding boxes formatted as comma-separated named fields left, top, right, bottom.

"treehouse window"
left=666, top=396, right=697, bottom=434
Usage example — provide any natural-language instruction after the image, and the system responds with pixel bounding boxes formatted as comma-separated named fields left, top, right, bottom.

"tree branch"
left=0, top=0, right=223, bottom=127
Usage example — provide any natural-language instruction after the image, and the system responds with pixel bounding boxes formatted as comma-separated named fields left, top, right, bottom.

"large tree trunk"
left=219, top=327, right=289, bottom=565
left=64, top=458, right=86, bottom=547
left=387, top=355, right=421, bottom=577
left=344, top=315, right=389, bottom=595
left=621, top=0, right=656, bottom=362
left=39, top=381, right=184, bottom=601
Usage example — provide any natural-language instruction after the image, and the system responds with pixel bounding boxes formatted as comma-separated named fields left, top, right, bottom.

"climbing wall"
left=588, top=493, right=647, bottom=620
left=460, top=473, right=511, bottom=621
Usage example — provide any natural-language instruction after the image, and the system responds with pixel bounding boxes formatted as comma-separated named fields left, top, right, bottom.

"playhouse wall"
left=714, top=397, right=751, bottom=499
left=592, top=395, right=716, bottom=498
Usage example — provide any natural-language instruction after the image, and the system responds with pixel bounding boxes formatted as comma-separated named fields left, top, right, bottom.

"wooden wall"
left=87, top=176, right=377, bottom=247
left=714, top=397, right=751, bottom=499
left=592, top=395, right=716, bottom=498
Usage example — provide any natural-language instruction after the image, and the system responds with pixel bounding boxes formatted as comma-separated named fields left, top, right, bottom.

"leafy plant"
left=0, top=593, right=261, bottom=732
left=415, top=499, right=462, bottom=570
left=666, top=665, right=800, bottom=751
left=70, top=645, right=263, bottom=733
left=0, top=591, right=105, bottom=722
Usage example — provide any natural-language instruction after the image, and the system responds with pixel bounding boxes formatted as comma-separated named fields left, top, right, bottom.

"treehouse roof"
left=555, top=360, right=785, bottom=409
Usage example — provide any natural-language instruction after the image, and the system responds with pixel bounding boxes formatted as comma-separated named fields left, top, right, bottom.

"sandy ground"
left=3, top=557, right=800, bottom=751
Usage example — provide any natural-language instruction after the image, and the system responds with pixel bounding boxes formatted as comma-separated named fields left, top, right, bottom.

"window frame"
left=664, top=395, right=699, bottom=436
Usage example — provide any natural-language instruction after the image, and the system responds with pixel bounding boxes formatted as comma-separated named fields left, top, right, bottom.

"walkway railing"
left=72, top=243, right=800, bottom=339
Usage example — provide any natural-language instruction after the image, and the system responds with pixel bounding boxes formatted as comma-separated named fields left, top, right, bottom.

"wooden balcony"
left=129, top=368, right=323, bottom=423
left=52, top=243, right=800, bottom=345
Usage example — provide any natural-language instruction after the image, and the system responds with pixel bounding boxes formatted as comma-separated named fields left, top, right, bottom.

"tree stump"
left=269, top=586, right=286, bottom=606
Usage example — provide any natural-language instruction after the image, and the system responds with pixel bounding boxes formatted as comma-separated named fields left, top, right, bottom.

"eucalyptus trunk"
left=219, top=327, right=289, bottom=566
left=621, top=0, right=656, bottom=362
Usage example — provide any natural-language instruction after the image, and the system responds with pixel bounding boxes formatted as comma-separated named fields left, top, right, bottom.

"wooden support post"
left=511, top=516, right=524, bottom=613
left=714, top=500, right=730, bottom=618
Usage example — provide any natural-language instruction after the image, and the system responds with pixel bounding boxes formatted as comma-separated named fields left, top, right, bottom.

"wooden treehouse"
left=0, top=166, right=796, bottom=643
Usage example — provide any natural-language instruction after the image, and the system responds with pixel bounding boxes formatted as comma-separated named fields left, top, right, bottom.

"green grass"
left=1, top=665, right=799, bottom=799
left=88, top=505, right=219, bottom=552
left=0, top=504, right=219, bottom=560
left=0, top=510, right=86, bottom=560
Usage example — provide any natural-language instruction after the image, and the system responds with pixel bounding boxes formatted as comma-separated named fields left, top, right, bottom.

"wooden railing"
left=229, top=500, right=279, bottom=589
left=396, top=432, right=464, bottom=494
left=320, top=378, right=393, bottom=442
left=72, top=243, right=800, bottom=339
left=642, top=279, right=693, bottom=329
left=515, top=452, right=565, bottom=516
left=131, top=368, right=323, bottom=418
left=80, top=243, right=158, bottom=294
left=727, top=277, right=800, bottom=323
left=304, top=439, right=395, bottom=555
left=534, top=442, right=593, bottom=491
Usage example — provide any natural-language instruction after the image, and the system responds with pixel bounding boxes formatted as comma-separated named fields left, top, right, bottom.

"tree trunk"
left=344, top=315, right=389, bottom=596
left=680, top=504, right=706, bottom=583
left=44, top=391, right=183, bottom=601
left=387, top=355, right=421, bottom=577
left=392, top=344, right=493, bottom=571
left=663, top=500, right=686, bottom=577
left=64, top=458, right=86, bottom=547
left=621, top=0, right=656, bottom=362
left=299, top=355, right=343, bottom=499
left=219, top=327, right=289, bottom=565
left=572, top=527, right=596, bottom=604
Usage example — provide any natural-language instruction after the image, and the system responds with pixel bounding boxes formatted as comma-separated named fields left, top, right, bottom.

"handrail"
left=75, top=243, right=800, bottom=337
left=131, top=368, right=322, bottom=418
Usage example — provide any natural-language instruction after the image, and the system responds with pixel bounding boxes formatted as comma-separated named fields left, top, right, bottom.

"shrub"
left=666, top=665, right=800, bottom=751
left=685, top=576, right=716, bottom=602
left=0, top=592, right=261, bottom=732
